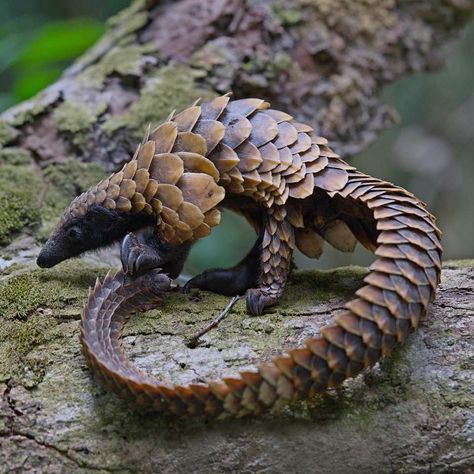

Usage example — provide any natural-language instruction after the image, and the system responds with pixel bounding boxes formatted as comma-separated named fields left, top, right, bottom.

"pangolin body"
left=44, top=96, right=442, bottom=418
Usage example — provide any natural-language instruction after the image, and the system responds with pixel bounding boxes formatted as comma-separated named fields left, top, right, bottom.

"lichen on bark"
left=101, top=65, right=214, bottom=137
left=0, top=164, right=42, bottom=246
left=0, top=0, right=472, bottom=175
left=52, top=101, right=108, bottom=136
left=0, top=260, right=109, bottom=386
left=0, top=262, right=472, bottom=472
left=0, top=153, right=105, bottom=245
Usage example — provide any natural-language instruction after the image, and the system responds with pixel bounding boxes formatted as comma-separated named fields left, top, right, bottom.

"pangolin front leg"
left=121, top=232, right=192, bottom=279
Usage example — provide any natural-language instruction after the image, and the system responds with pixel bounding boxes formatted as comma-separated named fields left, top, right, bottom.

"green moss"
left=0, top=163, right=42, bottom=245
left=0, top=258, right=108, bottom=319
left=272, top=2, right=303, bottom=25
left=0, top=260, right=109, bottom=384
left=0, top=194, right=40, bottom=245
left=273, top=51, right=293, bottom=71
left=10, top=314, right=55, bottom=355
left=39, top=160, right=106, bottom=238
left=287, top=266, right=368, bottom=300
left=0, top=273, right=68, bottom=320
left=437, top=381, right=473, bottom=409
left=443, top=259, right=474, bottom=269
left=106, top=0, right=148, bottom=33
left=70, top=1, right=149, bottom=89
left=53, top=101, right=107, bottom=135
left=0, top=152, right=105, bottom=245
left=121, top=266, right=369, bottom=364
left=0, top=315, right=55, bottom=386
left=43, top=160, right=105, bottom=198
left=102, top=65, right=214, bottom=136
left=9, top=90, right=59, bottom=126
left=82, top=43, right=156, bottom=86
left=0, top=147, right=32, bottom=165
left=0, top=121, right=18, bottom=147
left=377, top=347, right=412, bottom=392
left=234, top=45, right=295, bottom=92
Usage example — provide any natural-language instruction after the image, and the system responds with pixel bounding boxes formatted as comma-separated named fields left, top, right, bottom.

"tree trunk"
left=1, top=0, right=474, bottom=170
left=1, top=0, right=473, bottom=472
left=0, top=260, right=472, bottom=473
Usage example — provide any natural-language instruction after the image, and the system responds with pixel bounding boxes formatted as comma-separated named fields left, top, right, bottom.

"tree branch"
left=1, top=0, right=473, bottom=172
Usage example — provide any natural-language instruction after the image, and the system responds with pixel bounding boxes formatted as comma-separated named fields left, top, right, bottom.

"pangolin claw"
left=142, top=268, right=172, bottom=295
left=121, top=232, right=163, bottom=276
left=246, top=288, right=278, bottom=316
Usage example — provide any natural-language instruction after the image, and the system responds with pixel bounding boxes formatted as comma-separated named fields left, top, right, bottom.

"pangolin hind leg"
left=246, top=205, right=295, bottom=315
left=121, top=232, right=192, bottom=279
left=186, top=206, right=295, bottom=315
left=184, top=236, right=262, bottom=296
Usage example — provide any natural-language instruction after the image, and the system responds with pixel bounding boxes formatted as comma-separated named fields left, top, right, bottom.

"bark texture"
left=0, top=257, right=473, bottom=473
left=1, top=0, right=474, bottom=173
left=0, top=0, right=474, bottom=472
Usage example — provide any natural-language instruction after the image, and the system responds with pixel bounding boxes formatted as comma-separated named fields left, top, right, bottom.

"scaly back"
left=61, top=95, right=349, bottom=246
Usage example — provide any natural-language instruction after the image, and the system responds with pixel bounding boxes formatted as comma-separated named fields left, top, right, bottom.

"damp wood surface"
left=0, top=257, right=473, bottom=473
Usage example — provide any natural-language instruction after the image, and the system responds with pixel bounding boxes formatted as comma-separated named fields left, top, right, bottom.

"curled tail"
left=80, top=170, right=442, bottom=418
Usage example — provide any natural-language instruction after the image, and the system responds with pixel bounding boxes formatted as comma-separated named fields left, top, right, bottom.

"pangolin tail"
left=80, top=170, right=442, bottom=418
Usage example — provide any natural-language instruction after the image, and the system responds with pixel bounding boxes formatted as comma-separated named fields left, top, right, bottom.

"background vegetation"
left=1, top=0, right=473, bottom=273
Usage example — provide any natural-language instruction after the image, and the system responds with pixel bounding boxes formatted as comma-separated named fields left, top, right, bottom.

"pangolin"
left=37, top=95, right=442, bottom=418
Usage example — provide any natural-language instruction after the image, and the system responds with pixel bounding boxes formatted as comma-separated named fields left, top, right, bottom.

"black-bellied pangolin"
left=37, top=95, right=442, bottom=418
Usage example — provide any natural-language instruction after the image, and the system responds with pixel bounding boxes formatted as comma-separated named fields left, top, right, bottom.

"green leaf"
left=13, top=67, right=63, bottom=101
left=17, top=18, right=104, bottom=66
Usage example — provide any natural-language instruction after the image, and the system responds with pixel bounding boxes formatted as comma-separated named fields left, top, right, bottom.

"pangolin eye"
left=67, top=226, right=82, bottom=242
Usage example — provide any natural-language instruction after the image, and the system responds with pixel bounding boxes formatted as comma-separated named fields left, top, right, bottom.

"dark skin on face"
left=37, top=206, right=154, bottom=268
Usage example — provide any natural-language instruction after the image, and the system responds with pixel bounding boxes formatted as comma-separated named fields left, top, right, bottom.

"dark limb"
left=184, top=236, right=262, bottom=296
left=185, top=206, right=295, bottom=316
left=121, top=231, right=192, bottom=279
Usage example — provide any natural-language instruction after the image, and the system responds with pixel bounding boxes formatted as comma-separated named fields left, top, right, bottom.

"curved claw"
left=120, top=232, right=163, bottom=277
left=120, top=233, right=137, bottom=274
left=246, top=289, right=278, bottom=316
left=144, top=268, right=172, bottom=294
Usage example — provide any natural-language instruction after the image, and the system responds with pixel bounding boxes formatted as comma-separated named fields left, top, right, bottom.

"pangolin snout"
left=37, top=239, right=67, bottom=268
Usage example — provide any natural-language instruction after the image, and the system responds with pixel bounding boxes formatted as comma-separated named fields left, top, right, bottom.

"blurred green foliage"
left=353, top=23, right=474, bottom=263
left=12, top=19, right=104, bottom=100
left=0, top=0, right=128, bottom=110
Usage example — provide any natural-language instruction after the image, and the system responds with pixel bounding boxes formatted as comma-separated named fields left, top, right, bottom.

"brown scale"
left=63, top=95, right=347, bottom=248
left=72, top=96, right=442, bottom=417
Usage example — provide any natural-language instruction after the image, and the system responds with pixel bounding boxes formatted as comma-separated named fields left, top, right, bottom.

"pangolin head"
left=36, top=189, right=153, bottom=268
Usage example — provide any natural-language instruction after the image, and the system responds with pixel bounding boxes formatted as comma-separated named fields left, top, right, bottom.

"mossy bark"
left=0, top=0, right=474, bottom=472
left=0, top=0, right=473, bottom=246
left=0, top=261, right=473, bottom=473
left=1, top=0, right=474, bottom=169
